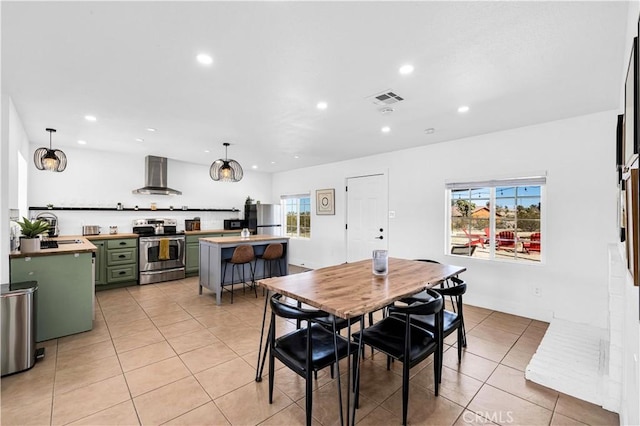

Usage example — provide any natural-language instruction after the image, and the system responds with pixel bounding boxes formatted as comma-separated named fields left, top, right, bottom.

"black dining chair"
left=268, top=294, right=359, bottom=426
left=353, top=290, right=443, bottom=426
left=399, top=277, right=467, bottom=364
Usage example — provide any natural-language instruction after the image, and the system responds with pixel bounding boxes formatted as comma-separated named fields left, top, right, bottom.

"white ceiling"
left=2, top=1, right=629, bottom=173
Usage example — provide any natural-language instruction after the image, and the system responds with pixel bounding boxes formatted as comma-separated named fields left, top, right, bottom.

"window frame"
left=281, top=194, right=311, bottom=239
left=445, top=175, right=546, bottom=264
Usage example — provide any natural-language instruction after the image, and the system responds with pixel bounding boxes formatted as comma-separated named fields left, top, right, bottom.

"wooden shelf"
left=29, top=206, right=240, bottom=212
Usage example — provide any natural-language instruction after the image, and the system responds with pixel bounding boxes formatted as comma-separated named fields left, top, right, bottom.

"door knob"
left=379, top=228, right=384, bottom=232
left=375, top=236, right=384, bottom=240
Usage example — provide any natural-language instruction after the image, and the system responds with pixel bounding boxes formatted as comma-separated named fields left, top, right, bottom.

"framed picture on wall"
left=316, top=188, right=335, bottom=215
left=624, top=37, right=638, bottom=167
left=625, top=167, right=639, bottom=286
left=617, top=114, right=624, bottom=182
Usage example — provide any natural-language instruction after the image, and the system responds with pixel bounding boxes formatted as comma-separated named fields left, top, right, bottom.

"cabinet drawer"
left=107, top=248, right=137, bottom=266
left=107, top=265, right=137, bottom=283
left=107, top=238, right=137, bottom=249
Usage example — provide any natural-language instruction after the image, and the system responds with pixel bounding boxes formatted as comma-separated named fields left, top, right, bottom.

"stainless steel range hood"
left=132, top=156, right=182, bottom=195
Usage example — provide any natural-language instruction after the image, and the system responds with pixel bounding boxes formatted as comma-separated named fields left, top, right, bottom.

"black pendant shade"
left=210, top=142, right=243, bottom=182
left=34, top=128, right=67, bottom=172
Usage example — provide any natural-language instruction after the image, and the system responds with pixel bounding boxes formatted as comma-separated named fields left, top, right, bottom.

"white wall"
left=273, top=110, right=618, bottom=327
left=1, top=96, right=31, bottom=282
left=27, top=147, right=273, bottom=234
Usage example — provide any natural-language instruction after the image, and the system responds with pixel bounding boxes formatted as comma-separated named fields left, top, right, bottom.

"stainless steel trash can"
left=1, top=281, right=38, bottom=376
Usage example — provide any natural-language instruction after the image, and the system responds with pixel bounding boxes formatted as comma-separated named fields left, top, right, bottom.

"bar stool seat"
left=222, top=245, right=256, bottom=303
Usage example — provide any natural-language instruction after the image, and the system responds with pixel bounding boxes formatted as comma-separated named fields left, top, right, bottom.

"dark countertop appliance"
left=224, top=219, right=246, bottom=230
left=185, top=219, right=201, bottom=231
left=132, top=218, right=185, bottom=285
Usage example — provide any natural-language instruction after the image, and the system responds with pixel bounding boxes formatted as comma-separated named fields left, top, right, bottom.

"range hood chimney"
left=132, top=155, right=182, bottom=195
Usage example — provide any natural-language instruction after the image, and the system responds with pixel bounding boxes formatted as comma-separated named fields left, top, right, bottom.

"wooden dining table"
left=255, top=257, right=467, bottom=425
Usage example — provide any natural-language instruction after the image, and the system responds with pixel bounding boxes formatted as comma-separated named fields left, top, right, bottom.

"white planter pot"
left=20, top=237, right=40, bottom=253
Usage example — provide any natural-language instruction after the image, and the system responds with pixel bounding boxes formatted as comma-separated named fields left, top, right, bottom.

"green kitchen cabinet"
left=93, top=240, right=107, bottom=286
left=90, top=237, right=138, bottom=286
left=105, top=238, right=138, bottom=284
left=186, top=232, right=240, bottom=275
left=10, top=253, right=93, bottom=342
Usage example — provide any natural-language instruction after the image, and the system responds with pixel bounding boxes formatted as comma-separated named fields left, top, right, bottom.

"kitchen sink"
left=56, top=239, right=83, bottom=244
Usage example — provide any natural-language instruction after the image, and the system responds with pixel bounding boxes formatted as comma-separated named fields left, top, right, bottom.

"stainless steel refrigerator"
left=245, top=204, right=283, bottom=236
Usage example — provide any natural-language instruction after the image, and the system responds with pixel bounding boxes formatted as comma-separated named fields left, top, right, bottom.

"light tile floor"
left=1, top=270, right=620, bottom=425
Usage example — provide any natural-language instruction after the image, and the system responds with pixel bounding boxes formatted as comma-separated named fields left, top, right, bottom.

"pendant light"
left=34, top=128, right=67, bottom=172
left=209, top=142, right=243, bottom=182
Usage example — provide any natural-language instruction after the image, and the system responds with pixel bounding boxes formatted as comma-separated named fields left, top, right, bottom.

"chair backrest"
left=450, top=245, right=476, bottom=256
left=270, top=294, right=326, bottom=321
left=389, top=289, right=443, bottom=316
left=262, top=243, right=283, bottom=260
left=433, top=277, right=466, bottom=313
left=497, top=231, right=515, bottom=246
left=231, top=244, right=255, bottom=263
left=526, top=232, right=541, bottom=252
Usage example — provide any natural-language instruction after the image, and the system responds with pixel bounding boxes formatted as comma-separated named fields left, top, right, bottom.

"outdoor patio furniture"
left=462, top=229, right=485, bottom=248
left=496, top=231, right=516, bottom=250
left=523, top=232, right=541, bottom=253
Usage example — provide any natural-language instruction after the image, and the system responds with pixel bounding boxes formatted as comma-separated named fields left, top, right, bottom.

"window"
left=447, top=176, right=545, bottom=263
left=281, top=195, right=311, bottom=238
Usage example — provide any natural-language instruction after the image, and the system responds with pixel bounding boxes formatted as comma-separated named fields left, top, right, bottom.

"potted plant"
left=16, top=217, right=49, bottom=253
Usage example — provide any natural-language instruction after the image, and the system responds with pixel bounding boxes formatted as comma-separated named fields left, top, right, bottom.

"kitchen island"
left=199, top=235, right=289, bottom=304
left=9, top=237, right=96, bottom=342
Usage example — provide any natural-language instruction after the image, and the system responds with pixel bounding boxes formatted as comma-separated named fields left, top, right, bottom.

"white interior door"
left=346, top=174, right=388, bottom=263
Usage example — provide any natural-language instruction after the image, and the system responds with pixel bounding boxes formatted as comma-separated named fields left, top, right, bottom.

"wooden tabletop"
left=200, top=235, right=290, bottom=244
left=258, top=258, right=466, bottom=319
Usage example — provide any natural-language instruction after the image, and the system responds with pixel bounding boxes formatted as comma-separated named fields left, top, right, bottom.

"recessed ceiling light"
left=135, top=138, right=144, bottom=142
left=252, top=165, right=258, bottom=169
left=196, top=54, right=213, bottom=65
left=146, top=128, right=156, bottom=132
left=294, top=155, right=300, bottom=159
left=271, top=161, right=276, bottom=164
left=204, top=149, right=210, bottom=153
left=399, top=64, right=414, bottom=75
left=457, top=105, right=470, bottom=113
left=316, top=101, right=328, bottom=110
left=84, top=115, right=97, bottom=122
left=424, top=128, right=435, bottom=134
left=381, top=126, right=391, bottom=133
left=77, top=140, right=87, bottom=145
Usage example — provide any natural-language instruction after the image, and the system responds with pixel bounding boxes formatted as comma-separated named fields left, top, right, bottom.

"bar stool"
left=222, top=245, right=256, bottom=303
left=259, top=243, right=284, bottom=277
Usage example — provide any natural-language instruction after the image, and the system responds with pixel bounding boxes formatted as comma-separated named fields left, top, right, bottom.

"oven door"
left=139, top=236, right=186, bottom=272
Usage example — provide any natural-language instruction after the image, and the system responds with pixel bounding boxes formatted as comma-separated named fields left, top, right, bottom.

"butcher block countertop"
left=10, top=236, right=97, bottom=259
left=185, top=229, right=243, bottom=236
left=200, top=235, right=289, bottom=245
left=82, top=233, right=139, bottom=240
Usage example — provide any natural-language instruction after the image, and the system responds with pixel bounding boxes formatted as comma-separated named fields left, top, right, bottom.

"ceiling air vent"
left=368, top=90, right=405, bottom=106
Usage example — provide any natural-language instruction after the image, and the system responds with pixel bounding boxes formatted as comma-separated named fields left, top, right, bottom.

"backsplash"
left=28, top=209, right=242, bottom=236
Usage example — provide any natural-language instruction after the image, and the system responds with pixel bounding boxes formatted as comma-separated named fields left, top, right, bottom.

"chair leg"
left=268, top=340, right=274, bottom=404
left=402, top=359, right=410, bottom=426
left=251, top=261, right=257, bottom=298
left=434, top=351, right=441, bottom=393
left=458, top=326, right=463, bottom=362
left=386, top=355, right=391, bottom=370
left=305, top=369, right=313, bottom=426
left=230, top=264, right=235, bottom=304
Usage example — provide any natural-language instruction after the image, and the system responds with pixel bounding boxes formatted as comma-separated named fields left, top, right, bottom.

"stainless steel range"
left=132, top=218, right=186, bottom=285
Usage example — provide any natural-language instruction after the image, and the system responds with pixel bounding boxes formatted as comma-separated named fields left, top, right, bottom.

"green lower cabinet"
left=185, top=233, right=240, bottom=275
left=91, top=237, right=138, bottom=286
left=10, top=253, right=93, bottom=342
left=186, top=243, right=200, bottom=274
left=93, top=240, right=107, bottom=286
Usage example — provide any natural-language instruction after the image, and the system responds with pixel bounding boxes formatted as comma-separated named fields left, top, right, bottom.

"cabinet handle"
left=118, top=254, right=126, bottom=258
left=119, top=271, right=126, bottom=275
left=119, top=242, right=126, bottom=245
